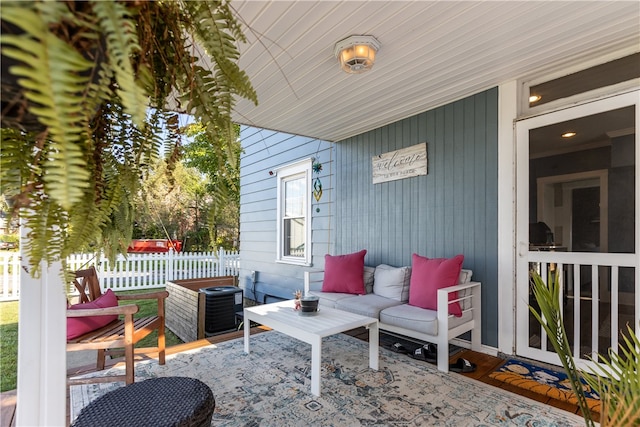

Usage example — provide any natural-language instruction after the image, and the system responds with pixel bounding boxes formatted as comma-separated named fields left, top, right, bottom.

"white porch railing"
left=525, top=251, right=638, bottom=368
left=0, top=249, right=239, bottom=301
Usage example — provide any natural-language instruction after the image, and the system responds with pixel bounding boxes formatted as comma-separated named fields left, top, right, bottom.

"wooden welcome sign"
left=372, top=142, right=428, bottom=184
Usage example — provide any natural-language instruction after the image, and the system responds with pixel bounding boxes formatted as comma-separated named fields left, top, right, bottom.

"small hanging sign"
left=372, top=142, right=428, bottom=184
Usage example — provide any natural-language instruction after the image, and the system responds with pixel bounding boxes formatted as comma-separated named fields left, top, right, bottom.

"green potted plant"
left=529, top=271, right=639, bottom=426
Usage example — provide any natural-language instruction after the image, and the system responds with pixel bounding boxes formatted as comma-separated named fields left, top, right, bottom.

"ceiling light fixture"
left=529, top=94, right=542, bottom=103
left=561, top=132, right=577, bottom=138
left=334, top=35, right=381, bottom=74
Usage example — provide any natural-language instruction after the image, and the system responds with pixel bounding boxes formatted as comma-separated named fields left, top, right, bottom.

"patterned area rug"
left=489, top=359, right=601, bottom=412
left=70, top=332, right=585, bottom=426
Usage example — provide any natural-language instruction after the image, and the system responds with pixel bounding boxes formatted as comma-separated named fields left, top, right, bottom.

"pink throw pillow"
left=408, top=254, right=464, bottom=317
left=67, top=289, right=119, bottom=340
left=322, top=250, right=367, bottom=295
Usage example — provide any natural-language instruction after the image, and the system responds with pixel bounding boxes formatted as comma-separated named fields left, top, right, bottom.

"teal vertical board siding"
left=239, top=88, right=499, bottom=346
left=334, top=88, right=499, bottom=347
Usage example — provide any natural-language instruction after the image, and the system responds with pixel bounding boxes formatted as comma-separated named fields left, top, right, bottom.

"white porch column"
left=497, top=80, right=518, bottom=356
left=16, top=225, right=66, bottom=426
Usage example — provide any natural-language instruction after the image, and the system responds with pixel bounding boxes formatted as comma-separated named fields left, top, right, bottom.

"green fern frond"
left=21, top=198, right=67, bottom=275
left=85, top=66, right=117, bottom=116
left=100, top=189, right=135, bottom=263
left=175, top=0, right=256, bottom=149
left=178, top=62, right=233, bottom=142
left=0, top=129, right=33, bottom=198
left=91, top=0, right=148, bottom=127
left=183, top=1, right=257, bottom=104
left=1, top=4, right=92, bottom=210
left=137, top=110, right=165, bottom=169
left=65, top=194, right=104, bottom=259
left=2, top=0, right=255, bottom=272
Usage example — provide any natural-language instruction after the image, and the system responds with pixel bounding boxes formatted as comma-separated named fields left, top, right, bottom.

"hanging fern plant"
left=0, top=0, right=257, bottom=274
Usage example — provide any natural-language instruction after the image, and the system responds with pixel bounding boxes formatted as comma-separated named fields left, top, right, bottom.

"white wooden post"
left=16, top=224, right=66, bottom=426
left=167, top=248, right=175, bottom=281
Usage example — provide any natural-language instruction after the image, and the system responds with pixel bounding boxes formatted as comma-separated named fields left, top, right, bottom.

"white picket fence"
left=0, top=249, right=239, bottom=301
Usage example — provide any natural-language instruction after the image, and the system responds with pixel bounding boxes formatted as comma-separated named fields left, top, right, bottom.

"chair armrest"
left=116, top=290, right=169, bottom=301
left=66, top=304, right=139, bottom=317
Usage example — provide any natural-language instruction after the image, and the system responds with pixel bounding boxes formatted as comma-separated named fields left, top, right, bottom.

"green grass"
left=116, top=289, right=183, bottom=349
left=0, top=288, right=183, bottom=393
left=0, top=301, right=19, bottom=392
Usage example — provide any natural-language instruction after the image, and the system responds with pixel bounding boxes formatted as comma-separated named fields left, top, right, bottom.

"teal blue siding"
left=334, top=88, right=498, bottom=346
left=239, top=87, right=499, bottom=346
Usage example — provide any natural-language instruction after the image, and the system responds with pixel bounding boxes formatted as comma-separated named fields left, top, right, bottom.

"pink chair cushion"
left=67, top=289, right=119, bottom=340
left=408, top=254, right=464, bottom=317
left=322, top=250, right=367, bottom=295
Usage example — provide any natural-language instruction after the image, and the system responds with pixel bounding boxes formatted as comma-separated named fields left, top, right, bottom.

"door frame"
left=515, top=90, right=640, bottom=366
left=536, top=170, right=608, bottom=253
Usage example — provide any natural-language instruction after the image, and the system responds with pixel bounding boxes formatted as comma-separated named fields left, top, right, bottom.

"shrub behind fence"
left=0, top=249, right=239, bottom=301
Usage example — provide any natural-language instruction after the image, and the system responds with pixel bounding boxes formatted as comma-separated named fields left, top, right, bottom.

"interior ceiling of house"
left=228, top=1, right=639, bottom=143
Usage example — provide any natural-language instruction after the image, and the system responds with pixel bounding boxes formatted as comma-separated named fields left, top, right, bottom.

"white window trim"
left=518, top=46, right=640, bottom=119
left=276, top=159, right=312, bottom=266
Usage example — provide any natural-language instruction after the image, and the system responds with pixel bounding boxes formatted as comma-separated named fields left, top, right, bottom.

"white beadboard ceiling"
left=228, top=1, right=640, bottom=142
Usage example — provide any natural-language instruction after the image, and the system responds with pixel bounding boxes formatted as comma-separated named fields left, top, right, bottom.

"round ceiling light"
left=334, top=35, right=381, bottom=74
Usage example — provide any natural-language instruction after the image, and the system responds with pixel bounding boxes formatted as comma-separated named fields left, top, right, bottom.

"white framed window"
left=276, top=159, right=312, bottom=265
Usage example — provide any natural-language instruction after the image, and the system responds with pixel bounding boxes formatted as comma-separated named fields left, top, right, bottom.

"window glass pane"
left=277, top=161, right=310, bottom=263
left=529, top=106, right=635, bottom=254
left=529, top=53, right=640, bottom=108
left=283, top=218, right=305, bottom=257
left=284, top=177, right=304, bottom=217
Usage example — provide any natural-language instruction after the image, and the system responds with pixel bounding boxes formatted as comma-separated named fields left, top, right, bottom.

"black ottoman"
left=72, top=377, right=215, bottom=427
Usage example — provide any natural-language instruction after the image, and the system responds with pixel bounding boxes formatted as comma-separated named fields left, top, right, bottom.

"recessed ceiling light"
left=529, top=95, right=542, bottom=103
left=561, top=132, right=577, bottom=138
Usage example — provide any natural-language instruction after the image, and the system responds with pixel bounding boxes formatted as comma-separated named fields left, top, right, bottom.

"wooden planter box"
left=166, top=276, right=237, bottom=343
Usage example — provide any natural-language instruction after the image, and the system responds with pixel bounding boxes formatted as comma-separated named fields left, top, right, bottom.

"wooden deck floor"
left=1, top=326, right=596, bottom=426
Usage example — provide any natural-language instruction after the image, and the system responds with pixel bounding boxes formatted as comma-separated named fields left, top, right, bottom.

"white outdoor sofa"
left=304, top=266, right=482, bottom=372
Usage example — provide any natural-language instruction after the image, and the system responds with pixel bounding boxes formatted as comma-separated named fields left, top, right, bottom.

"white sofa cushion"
left=458, top=269, right=473, bottom=311
left=459, top=269, right=472, bottom=284
left=335, top=294, right=403, bottom=318
left=373, top=264, right=411, bottom=302
left=380, top=303, right=473, bottom=336
left=364, top=266, right=375, bottom=294
left=309, top=290, right=354, bottom=308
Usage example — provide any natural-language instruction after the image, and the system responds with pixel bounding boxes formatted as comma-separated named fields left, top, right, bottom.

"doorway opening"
left=516, top=93, right=637, bottom=368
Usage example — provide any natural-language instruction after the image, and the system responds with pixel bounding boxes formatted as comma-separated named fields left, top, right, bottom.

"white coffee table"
left=243, top=300, right=379, bottom=396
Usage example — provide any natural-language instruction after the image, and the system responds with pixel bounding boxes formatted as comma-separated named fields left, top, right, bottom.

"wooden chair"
left=66, top=266, right=168, bottom=385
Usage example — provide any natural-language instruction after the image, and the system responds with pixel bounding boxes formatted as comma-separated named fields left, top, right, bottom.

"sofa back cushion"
left=458, top=269, right=473, bottom=311
left=408, top=254, right=464, bottom=316
left=458, top=269, right=472, bottom=284
left=322, top=249, right=367, bottom=295
left=373, top=264, right=411, bottom=301
left=67, top=289, right=119, bottom=340
left=363, top=266, right=375, bottom=294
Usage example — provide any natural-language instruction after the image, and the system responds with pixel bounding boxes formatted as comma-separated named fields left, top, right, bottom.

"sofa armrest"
left=304, top=270, right=325, bottom=295
left=436, top=281, right=481, bottom=319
